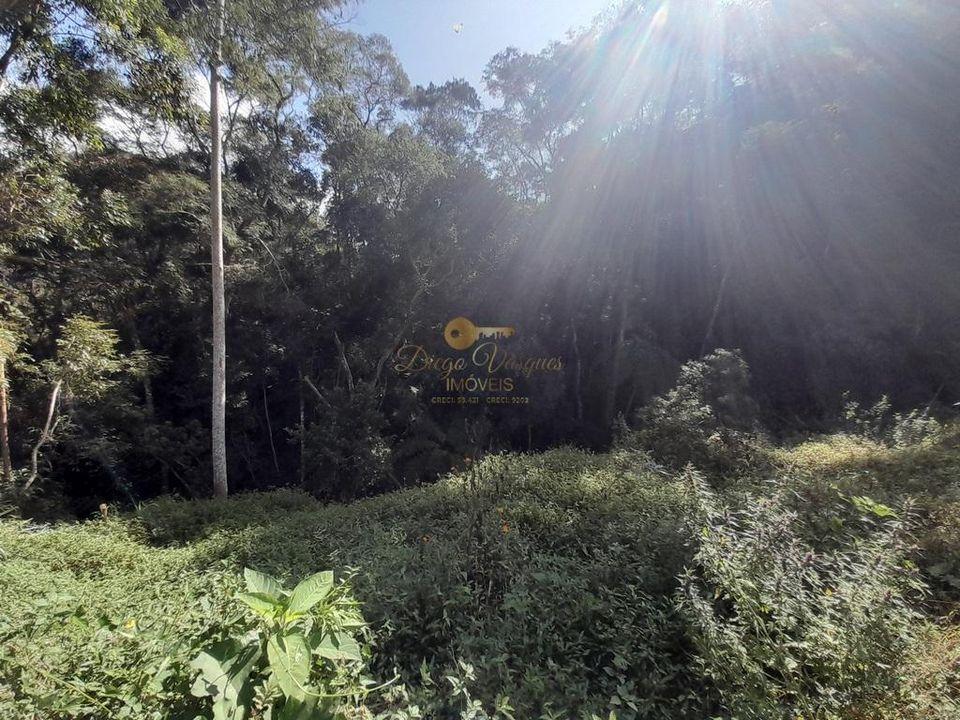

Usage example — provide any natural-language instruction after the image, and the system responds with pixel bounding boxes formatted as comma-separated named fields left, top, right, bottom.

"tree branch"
left=301, top=374, right=332, bottom=409
left=24, top=379, right=62, bottom=490
left=333, top=331, right=354, bottom=394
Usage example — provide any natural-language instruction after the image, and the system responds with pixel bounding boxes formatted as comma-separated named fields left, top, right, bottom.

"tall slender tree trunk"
left=571, top=322, right=583, bottom=423
left=209, top=0, right=228, bottom=497
left=298, top=365, right=306, bottom=486
left=604, top=284, right=629, bottom=427
left=262, top=380, right=280, bottom=475
left=0, top=358, right=12, bottom=485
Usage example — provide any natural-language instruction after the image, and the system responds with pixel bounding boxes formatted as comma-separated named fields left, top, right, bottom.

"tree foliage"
left=1, top=0, right=959, bottom=508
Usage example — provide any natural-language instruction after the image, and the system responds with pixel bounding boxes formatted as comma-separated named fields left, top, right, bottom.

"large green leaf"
left=236, top=591, right=283, bottom=618
left=189, top=638, right=261, bottom=720
left=190, top=640, right=237, bottom=696
left=267, top=631, right=312, bottom=700
left=277, top=695, right=335, bottom=720
left=244, top=568, right=283, bottom=599
left=286, top=571, right=334, bottom=617
left=312, top=631, right=362, bottom=663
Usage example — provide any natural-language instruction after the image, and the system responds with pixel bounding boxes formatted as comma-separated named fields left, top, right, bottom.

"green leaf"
left=278, top=695, right=328, bottom=720
left=244, top=568, right=283, bottom=599
left=286, top=571, right=334, bottom=617
left=190, top=641, right=234, bottom=696
left=313, top=631, right=362, bottom=662
left=190, top=674, right=211, bottom=698
left=267, top=631, right=312, bottom=700
left=236, top=591, right=283, bottom=617
left=189, top=639, right=261, bottom=720
left=850, top=495, right=897, bottom=518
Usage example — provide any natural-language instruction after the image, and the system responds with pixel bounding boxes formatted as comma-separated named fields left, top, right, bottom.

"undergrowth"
left=1, top=429, right=959, bottom=719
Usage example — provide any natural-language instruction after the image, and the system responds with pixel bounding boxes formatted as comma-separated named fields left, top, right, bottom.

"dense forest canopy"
left=1, top=0, right=959, bottom=511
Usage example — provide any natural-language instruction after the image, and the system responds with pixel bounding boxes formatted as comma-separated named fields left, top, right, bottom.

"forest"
left=1, top=0, right=959, bottom=718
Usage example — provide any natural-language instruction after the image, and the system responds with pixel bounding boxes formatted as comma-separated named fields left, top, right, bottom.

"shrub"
left=0, top=517, right=373, bottom=720
left=0, top=520, right=238, bottom=719
left=301, top=386, right=393, bottom=501
left=2, top=450, right=711, bottom=719
left=632, top=349, right=764, bottom=475
left=311, top=451, right=708, bottom=719
left=190, top=568, right=373, bottom=720
left=841, top=392, right=943, bottom=448
left=771, top=424, right=960, bottom=602
left=679, top=471, right=925, bottom=720
left=136, top=488, right=321, bottom=545
left=7, top=442, right=957, bottom=719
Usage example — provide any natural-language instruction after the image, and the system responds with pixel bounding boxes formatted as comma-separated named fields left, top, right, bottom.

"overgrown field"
left=2, top=430, right=959, bottom=719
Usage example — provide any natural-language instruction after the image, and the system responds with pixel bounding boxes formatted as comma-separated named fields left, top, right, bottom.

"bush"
left=136, top=488, right=321, bottom=545
left=0, top=520, right=239, bottom=719
left=771, top=423, right=960, bottom=602
left=679, top=471, right=925, bottom=720
left=304, top=451, right=708, bottom=719
left=302, top=386, right=393, bottom=501
left=190, top=568, right=371, bottom=720
left=2, top=450, right=711, bottom=719
left=631, top=349, right=764, bottom=475
left=5, top=441, right=958, bottom=719
left=841, top=392, right=943, bottom=448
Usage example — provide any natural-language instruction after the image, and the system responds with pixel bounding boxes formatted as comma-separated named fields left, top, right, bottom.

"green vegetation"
left=3, top=417, right=959, bottom=718
left=188, top=568, right=370, bottom=720
left=4, top=1, right=960, bottom=509
left=681, top=477, right=923, bottom=719
left=3, top=1, right=960, bottom=718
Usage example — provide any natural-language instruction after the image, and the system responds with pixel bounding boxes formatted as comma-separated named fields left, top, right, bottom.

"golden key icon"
left=443, top=317, right=516, bottom=350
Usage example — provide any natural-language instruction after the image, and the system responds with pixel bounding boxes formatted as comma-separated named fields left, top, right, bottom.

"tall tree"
left=208, top=0, right=227, bottom=495
left=0, top=325, right=15, bottom=486
left=169, top=0, right=344, bottom=494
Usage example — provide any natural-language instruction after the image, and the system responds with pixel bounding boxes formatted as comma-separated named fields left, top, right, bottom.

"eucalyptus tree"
left=165, top=0, right=343, bottom=495
left=403, top=79, right=482, bottom=159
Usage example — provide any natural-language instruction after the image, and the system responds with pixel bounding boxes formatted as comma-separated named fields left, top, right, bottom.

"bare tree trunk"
left=604, top=287, right=628, bottom=426
left=571, top=323, right=583, bottom=423
left=129, top=322, right=155, bottom=417
left=0, top=358, right=12, bottom=485
left=24, top=380, right=62, bottom=491
left=0, top=27, right=22, bottom=81
left=298, top=365, right=306, bottom=486
left=262, top=380, right=280, bottom=475
left=0, top=0, right=36, bottom=81
left=333, top=331, right=354, bottom=394
left=209, top=0, right=228, bottom=497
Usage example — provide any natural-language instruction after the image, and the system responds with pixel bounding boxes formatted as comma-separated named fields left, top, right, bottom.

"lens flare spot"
left=651, top=4, right=670, bottom=31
